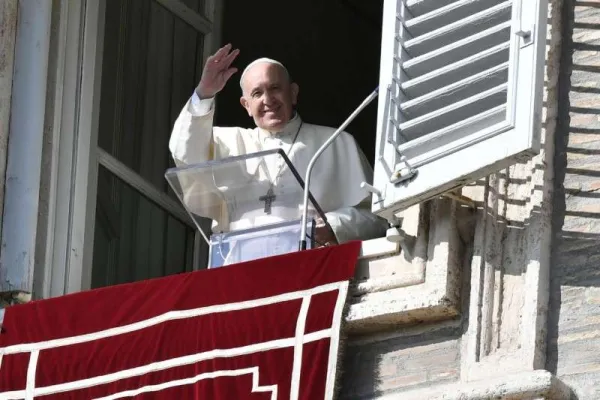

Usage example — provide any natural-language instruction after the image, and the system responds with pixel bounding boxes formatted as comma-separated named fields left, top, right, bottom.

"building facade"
left=0, top=0, right=598, bottom=398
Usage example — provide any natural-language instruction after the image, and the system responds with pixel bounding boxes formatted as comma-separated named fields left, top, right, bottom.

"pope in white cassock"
left=169, top=44, right=387, bottom=263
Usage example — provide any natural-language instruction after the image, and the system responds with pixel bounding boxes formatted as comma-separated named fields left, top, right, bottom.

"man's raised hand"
left=196, top=44, right=240, bottom=99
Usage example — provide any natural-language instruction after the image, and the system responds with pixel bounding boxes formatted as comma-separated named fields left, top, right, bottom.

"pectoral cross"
left=259, top=187, right=276, bottom=214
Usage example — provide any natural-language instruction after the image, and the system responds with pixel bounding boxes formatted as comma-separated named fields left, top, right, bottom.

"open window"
left=372, top=0, right=548, bottom=221
left=214, top=1, right=383, bottom=165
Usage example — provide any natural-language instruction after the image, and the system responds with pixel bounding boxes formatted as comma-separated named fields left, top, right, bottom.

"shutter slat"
left=405, top=0, right=507, bottom=37
left=401, top=63, right=509, bottom=119
left=398, top=84, right=507, bottom=140
left=402, top=42, right=510, bottom=99
left=402, top=21, right=511, bottom=78
left=405, top=1, right=512, bottom=57
left=398, top=105, right=507, bottom=166
left=405, top=0, right=459, bottom=18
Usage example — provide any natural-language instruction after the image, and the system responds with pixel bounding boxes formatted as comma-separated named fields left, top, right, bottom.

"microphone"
left=298, top=87, right=380, bottom=250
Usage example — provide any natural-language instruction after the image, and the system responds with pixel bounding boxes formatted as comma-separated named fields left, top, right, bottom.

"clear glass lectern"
left=165, top=149, right=326, bottom=268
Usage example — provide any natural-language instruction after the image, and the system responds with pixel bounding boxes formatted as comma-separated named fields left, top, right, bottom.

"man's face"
left=240, top=63, right=299, bottom=132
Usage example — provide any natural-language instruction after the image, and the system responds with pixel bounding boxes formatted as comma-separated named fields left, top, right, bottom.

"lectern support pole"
left=299, top=87, right=380, bottom=251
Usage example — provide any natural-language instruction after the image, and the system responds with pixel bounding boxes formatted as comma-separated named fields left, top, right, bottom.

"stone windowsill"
left=344, top=199, right=470, bottom=334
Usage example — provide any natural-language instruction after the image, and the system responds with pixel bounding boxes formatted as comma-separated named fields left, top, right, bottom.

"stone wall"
left=548, top=1, right=600, bottom=399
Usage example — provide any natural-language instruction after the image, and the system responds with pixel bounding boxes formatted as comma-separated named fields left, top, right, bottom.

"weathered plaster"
left=0, top=0, right=18, bottom=248
left=0, top=0, right=52, bottom=293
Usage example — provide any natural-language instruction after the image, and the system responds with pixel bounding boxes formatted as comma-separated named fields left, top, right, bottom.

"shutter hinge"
left=386, top=107, right=417, bottom=185
left=391, top=156, right=417, bottom=185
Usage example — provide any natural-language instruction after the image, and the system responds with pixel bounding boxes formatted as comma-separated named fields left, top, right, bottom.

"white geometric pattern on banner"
left=0, top=281, right=349, bottom=400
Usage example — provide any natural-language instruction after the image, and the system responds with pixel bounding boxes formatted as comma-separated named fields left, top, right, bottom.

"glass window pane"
left=97, top=0, right=205, bottom=191
left=92, top=165, right=198, bottom=289
left=180, top=0, right=206, bottom=15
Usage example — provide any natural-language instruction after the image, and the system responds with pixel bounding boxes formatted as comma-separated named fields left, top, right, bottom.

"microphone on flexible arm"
left=298, top=87, right=380, bottom=251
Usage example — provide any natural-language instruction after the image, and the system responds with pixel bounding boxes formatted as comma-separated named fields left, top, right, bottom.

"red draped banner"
left=0, top=242, right=360, bottom=399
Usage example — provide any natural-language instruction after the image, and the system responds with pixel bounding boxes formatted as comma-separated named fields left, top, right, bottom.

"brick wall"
left=548, top=0, right=600, bottom=399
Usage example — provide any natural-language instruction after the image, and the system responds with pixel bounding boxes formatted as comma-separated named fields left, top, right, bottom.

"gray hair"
left=239, top=57, right=291, bottom=91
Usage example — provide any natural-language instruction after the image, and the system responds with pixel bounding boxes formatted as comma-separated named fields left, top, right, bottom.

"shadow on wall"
left=547, top=1, right=600, bottom=398
left=337, top=322, right=463, bottom=399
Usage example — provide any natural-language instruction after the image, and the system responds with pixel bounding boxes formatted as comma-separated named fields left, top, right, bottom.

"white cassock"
left=169, top=93, right=387, bottom=264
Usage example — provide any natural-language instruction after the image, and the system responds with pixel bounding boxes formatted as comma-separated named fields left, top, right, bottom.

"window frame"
left=41, top=0, right=222, bottom=298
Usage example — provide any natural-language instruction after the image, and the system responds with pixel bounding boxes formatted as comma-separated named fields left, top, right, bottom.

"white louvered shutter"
left=371, top=0, right=548, bottom=221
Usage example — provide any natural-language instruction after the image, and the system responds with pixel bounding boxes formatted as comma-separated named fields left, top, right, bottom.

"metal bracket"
left=361, top=182, right=384, bottom=204
left=386, top=226, right=416, bottom=258
left=514, top=27, right=531, bottom=38
left=390, top=156, right=417, bottom=185
left=514, top=22, right=535, bottom=48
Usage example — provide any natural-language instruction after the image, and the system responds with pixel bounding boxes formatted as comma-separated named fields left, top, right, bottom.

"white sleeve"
left=325, top=201, right=388, bottom=243
left=168, top=93, right=229, bottom=231
left=168, top=93, right=216, bottom=166
left=190, top=91, right=215, bottom=116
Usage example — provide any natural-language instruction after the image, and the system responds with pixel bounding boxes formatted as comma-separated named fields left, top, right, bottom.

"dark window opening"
left=216, top=0, right=384, bottom=165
